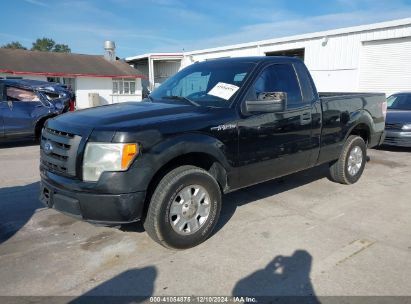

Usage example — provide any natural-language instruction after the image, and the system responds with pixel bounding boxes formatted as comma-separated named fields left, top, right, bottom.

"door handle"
left=7, top=101, right=13, bottom=110
left=300, top=112, right=312, bottom=125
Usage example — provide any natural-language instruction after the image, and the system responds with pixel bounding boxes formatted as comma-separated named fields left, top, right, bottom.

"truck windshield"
left=149, top=61, right=256, bottom=108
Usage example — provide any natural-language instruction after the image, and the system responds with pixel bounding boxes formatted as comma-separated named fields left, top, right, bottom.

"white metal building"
left=0, top=42, right=144, bottom=109
left=128, top=18, right=411, bottom=96
left=126, top=53, right=183, bottom=91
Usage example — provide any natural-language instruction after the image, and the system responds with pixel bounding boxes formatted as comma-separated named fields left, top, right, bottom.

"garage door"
left=359, top=37, right=411, bottom=96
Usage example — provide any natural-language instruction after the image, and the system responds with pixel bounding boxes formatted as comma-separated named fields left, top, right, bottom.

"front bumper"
left=40, top=171, right=146, bottom=225
left=383, top=130, right=411, bottom=147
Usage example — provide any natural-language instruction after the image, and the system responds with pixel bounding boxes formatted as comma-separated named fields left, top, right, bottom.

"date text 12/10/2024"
left=149, top=296, right=257, bottom=303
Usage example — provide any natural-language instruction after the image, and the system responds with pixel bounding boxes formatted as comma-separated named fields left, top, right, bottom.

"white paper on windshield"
left=207, top=82, right=239, bottom=100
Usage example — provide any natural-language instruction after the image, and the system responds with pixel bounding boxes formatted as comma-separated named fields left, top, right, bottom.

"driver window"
left=247, top=64, right=303, bottom=106
left=6, top=86, right=40, bottom=102
left=171, top=72, right=210, bottom=97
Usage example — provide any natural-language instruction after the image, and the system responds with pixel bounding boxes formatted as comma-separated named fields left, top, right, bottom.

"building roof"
left=0, top=48, right=144, bottom=78
left=125, top=52, right=184, bottom=62
left=185, top=17, right=411, bottom=55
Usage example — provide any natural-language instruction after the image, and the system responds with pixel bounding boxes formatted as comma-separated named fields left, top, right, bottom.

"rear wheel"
left=143, top=165, right=222, bottom=249
left=329, top=135, right=367, bottom=184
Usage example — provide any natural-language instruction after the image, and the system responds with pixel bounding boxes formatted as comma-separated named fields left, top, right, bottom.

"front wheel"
left=143, top=165, right=222, bottom=249
left=329, top=135, right=367, bottom=184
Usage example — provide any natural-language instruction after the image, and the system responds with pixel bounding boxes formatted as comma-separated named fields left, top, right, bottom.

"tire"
left=34, top=124, right=44, bottom=143
left=143, top=165, right=222, bottom=249
left=35, top=118, right=49, bottom=142
left=329, top=135, right=367, bottom=185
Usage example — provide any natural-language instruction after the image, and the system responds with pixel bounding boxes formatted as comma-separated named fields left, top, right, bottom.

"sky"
left=1, top=0, right=411, bottom=58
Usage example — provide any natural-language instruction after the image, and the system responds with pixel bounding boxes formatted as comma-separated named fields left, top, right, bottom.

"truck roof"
left=195, top=56, right=303, bottom=64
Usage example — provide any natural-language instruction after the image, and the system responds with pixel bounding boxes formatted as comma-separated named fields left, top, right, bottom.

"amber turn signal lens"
left=121, top=144, right=139, bottom=170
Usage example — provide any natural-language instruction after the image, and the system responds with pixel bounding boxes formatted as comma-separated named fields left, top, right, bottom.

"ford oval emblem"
left=44, top=141, right=53, bottom=154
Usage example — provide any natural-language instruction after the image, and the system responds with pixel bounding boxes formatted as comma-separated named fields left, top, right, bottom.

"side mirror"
left=245, top=92, right=287, bottom=113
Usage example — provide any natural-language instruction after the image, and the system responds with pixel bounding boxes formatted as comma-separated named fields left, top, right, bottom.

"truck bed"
left=315, top=91, right=386, bottom=165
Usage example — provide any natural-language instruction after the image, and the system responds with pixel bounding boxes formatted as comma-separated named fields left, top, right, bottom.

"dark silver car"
left=384, top=92, right=411, bottom=147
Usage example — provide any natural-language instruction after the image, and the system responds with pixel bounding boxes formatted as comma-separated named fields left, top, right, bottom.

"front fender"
left=126, top=132, right=233, bottom=192
left=150, top=133, right=231, bottom=168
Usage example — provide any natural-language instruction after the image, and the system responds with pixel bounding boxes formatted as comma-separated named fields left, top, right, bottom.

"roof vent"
left=104, top=41, right=116, bottom=61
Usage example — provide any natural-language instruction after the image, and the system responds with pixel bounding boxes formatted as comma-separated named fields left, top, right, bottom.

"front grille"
left=40, top=127, right=82, bottom=176
left=385, top=123, right=403, bottom=130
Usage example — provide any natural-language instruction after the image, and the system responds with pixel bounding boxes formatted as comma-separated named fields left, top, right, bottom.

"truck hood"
left=386, top=110, right=411, bottom=124
left=49, top=101, right=232, bottom=135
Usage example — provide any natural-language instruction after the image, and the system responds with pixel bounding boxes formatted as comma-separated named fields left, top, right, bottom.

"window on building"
left=112, top=78, right=137, bottom=95
left=46, top=77, right=76, bottom=92
left=62, top=78, right=75, bottom=91
left=47, top=77, right=60, bottom=83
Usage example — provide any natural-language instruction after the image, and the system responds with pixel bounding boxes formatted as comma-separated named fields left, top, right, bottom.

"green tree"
left=53, top=43, right=71, bottom=53
left=31, top=38, right=71, bottom=53
left=31, top=37, right=55, bottom=52
left=1, top=41, right=27, bottom=50
left=2, top=37, right=71, bottom=53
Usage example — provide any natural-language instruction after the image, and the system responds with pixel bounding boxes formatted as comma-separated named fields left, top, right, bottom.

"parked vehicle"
left=39, top=57, right=386, bottom=249
left=0, top=79, right=72, bottom=140
left=383, top=92, right=411, bottom=147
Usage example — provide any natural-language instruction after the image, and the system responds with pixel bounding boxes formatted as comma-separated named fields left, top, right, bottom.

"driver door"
left=237, top=63, right=315, bottom=187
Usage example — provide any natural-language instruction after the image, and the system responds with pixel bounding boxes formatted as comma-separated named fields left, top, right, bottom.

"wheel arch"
left=348, top=123, right=371, bottom=144
left=346, top=109, right=374, bottom=145
left=140, top=135, right=231, bottom=220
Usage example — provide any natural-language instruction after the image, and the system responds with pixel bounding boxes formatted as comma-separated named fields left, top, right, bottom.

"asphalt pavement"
left=0, top=142, right=410, bottom=299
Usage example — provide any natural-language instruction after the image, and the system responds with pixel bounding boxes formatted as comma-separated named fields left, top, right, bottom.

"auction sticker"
left=208, top=82, right=239, bottom=100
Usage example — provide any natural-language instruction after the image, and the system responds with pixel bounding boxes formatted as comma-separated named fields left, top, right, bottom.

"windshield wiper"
left=161, top=95, right=200, bottom=107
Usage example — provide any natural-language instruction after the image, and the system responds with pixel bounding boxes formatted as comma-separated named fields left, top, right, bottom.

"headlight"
left=83, top=143, right=139, bottom=182
left=402, top=124, right=411, bottom=130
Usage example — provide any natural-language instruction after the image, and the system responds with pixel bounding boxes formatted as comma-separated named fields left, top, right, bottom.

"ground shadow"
left=214, top=164, right=330, bottom=234
left=0, top=182, right=42, bottom=244
left=120, top=221, right=145, bottom=233
left=376, top=145, right=411, bottom=152
left=233, top=250, right=319, bottom=303
left=71, top=266, right=157, bottom=304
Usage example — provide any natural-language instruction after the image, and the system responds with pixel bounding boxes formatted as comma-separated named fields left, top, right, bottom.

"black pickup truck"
left=39, top=57, right=386, bottom=249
